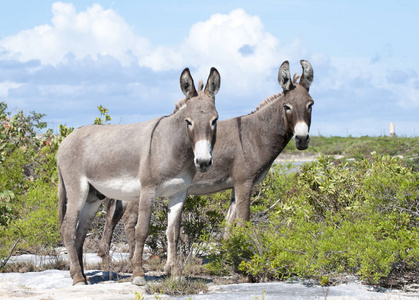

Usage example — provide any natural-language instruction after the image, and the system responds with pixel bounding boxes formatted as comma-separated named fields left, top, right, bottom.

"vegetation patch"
left=1, top=101, right=418, bottom=293
left=284, top=135, right=419, bottom=166
left=145, top=275, right=209, bottom=296
left=205, top=155, right=418, bottom=286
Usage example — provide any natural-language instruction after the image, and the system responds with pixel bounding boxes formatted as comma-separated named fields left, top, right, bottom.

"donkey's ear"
left=278, top=61, right=292, bottom=92
left=180, top=68, right=197, bottom=99
left=300, top=60, right=314, bottom=91
left=204, top=67, right=221, bottom=99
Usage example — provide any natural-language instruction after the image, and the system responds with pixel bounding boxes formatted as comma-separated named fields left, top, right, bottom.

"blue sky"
left=0, top=1, right=418, bottom=136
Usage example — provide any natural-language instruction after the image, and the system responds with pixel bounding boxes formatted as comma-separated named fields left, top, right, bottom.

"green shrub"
left=210, top=155, right=418, bottom=283
left=0, top=102, right=62, bottom=265
left=0, top=179, right=60, bottom=258
left=1, top=99, right=418, bottom=288
left=283, top=135, right=419, bottom=167
left=145, top=192, right=227, bottom=257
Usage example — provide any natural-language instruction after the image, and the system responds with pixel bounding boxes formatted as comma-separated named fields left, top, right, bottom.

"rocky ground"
left=2, top=154, right=417, bottom=299
left=1, top=252, right=418, bottom=300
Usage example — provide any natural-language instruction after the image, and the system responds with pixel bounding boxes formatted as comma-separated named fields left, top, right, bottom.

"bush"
left=0, top=102, right=64, bottom=266
left=283, top=136, right=419, bottom=167
left=143, top=192, right=227, bottom=258
left=1, top=100, right=418, bottom=289
left=209, top=155, right=419, bottom=284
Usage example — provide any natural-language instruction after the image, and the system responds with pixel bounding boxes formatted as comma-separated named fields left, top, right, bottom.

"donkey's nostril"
left=195, top=158, right=212, bottom=171
left=296, top=135, right=309, bottom=142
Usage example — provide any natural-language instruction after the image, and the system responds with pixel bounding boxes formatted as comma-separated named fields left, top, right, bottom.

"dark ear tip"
left=210, top=67, right=220, bottom=75
left=300, top=60, right=312, bottom=68
left=279, top=61, right=290, bottom=72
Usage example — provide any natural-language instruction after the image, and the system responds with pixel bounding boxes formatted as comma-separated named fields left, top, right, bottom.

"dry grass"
left=1, top=256, right=68, bottom=273
left=145, top=275, right=209, bottom=296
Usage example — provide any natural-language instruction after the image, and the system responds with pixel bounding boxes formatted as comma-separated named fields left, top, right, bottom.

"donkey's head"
left=180, top=67, right=220, bottom=172
left=278, top=60, right=314, bottom=150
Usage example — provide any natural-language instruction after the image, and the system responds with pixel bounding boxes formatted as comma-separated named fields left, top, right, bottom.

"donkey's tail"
left=57, top=167, right=67, bottom=230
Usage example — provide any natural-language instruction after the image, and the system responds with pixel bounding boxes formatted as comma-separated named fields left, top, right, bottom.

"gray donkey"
left=57, top=67, right=220, bottom=286
left=98, top=60, right=315, bottom=270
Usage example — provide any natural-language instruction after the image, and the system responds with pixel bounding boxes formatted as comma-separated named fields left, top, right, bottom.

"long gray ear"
left=180, top=68, right=197, bottom=99
left=278, top=61, right=292, bottom=92
left=204, top=67, right=221, bottom=99
left=300, top=60, right=314, bottom=91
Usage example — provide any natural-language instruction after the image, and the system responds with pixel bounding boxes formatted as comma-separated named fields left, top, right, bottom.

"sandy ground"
left=1, top=253, right=418, bottom=300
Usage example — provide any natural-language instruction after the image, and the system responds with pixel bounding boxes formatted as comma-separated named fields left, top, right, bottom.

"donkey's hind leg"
left=132, top=188, right=155, bottom=286
left=97, top=199, right=126, bottom=262
left=61, top=180, right=90, bottom=285
left=74, top=188, right=104, bottom=281
left=122, top=201, right=138, bottom=260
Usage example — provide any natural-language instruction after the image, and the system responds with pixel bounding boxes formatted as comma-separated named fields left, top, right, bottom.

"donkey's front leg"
left=165, top=191, right=187, bottom=275
left=224, top=189, right=236, bottom=239
left=131, top=189, right=155, bottom=286
left=225, top=182, right=253, bottom=236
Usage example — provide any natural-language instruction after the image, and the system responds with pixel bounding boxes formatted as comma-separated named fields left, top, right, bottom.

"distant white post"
left=389, top=122, right=395, bottom=137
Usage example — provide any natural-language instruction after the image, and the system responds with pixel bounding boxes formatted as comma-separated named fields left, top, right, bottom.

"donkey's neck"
left=242, top=95, right=293, bottom=162
left=157, top=109, right=194, bottom=168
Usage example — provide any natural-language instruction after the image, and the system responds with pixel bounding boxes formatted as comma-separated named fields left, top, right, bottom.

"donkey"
left=57, top=67, right=220, bottom=286
left=98, top=60, right=314, bottom=266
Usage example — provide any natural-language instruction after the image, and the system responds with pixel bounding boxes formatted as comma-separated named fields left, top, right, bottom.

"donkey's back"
left=58, top=121, right=157, bottom=202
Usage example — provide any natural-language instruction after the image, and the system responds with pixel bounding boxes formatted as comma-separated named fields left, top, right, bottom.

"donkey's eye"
left=185, top=119, right=193, bottom=127
left=284, top=104, right=292, bottom=112
left=308, top=103, right=314, bottom=111
left=211, top=118, right=218, bottom=127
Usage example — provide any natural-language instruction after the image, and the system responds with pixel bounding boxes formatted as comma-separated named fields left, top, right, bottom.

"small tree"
left=94, top=105, right=112, bottom=125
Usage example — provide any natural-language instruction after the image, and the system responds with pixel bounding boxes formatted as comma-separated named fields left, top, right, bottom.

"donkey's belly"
left=188, top=176, right=234, bottom=195
left=90, top=177, right=141, bottom=202
left=157, top=175, right=192, bottom=198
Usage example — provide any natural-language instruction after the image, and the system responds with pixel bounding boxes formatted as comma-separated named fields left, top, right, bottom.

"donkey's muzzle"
left=295, top=134, right=310, bottom=150
left=195, top=157, right=212, bottom=172
left=293, top=122, right=310, bottom=150
left=194, top=140, right=213, bottom=172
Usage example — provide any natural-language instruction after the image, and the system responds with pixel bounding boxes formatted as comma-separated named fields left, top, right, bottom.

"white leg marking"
left=167, top=194, right=185, bottom=228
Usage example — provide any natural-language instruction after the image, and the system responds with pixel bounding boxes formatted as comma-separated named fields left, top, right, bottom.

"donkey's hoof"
left=132, top=276, right=146, bottom=286
left=73, top=279, right=87, bottom=286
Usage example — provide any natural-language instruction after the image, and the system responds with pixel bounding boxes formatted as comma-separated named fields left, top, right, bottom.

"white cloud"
left=0, top=2, right=149, bottom=66
left=141, top=9, right=284, bottom=96
left=397, top=83, right=419, bottom=108
left=0, top=81, right=22, bottom=97
left=0, top=3, right=417, bottom=136
left=183, top=8, right=280, bottom=71
left=0, top=5, right=286, bottom=98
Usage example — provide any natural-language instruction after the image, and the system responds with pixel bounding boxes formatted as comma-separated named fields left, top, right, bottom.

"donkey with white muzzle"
left=57, top=67, right=220, bottom=286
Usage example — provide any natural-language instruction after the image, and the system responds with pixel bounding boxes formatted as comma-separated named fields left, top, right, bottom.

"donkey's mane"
left=172, top=80, right=205, bottom=114
left=250, top=93, right=282, bottom=114
left=250, top=72, right=301, bottom=114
